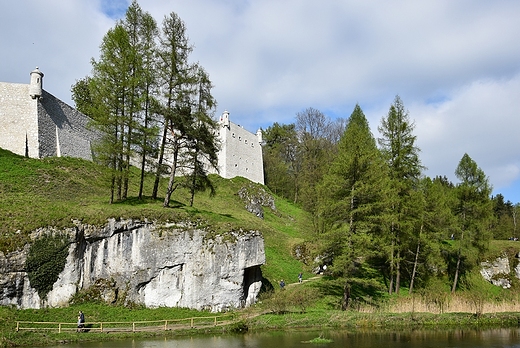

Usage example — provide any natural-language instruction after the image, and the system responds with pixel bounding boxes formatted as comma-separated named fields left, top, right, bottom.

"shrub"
left=26, top=233, right=69, bottom=299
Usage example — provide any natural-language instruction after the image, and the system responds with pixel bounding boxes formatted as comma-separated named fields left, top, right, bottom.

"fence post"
left=59, top=323, right=62, bottom=333
left=132, top=322, right=135, bottom=332
left=191, top=318, right=194, bottom=328
left=100, top=322, right=103, bottom=332
left=164, top=320, right=167, bottom=331
left=214, top=317, right=217, bottom=326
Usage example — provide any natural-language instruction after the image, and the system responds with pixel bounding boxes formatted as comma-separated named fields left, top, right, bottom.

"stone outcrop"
left=0, top=219, right=265, bottom=311
left=238, top=183, right=276, bottom=218
left=480, top=255, right=512, bottom=288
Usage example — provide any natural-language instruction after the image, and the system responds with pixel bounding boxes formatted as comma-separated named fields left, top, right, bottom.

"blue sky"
left=100, top=0, right=129, bottom=19
left=1, top=0, right=520, bottom=203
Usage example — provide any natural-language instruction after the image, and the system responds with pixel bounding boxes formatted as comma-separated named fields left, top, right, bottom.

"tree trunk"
left=409, top=223, right=423, bottom=294
left=163, top=140, right=179, bottom=207
left=452, top=253, right=461, bottom=294
left=395, top=243, right=401, bottom=294
left=341, top=280, right=351, bottom=310
left=388, top=243, right=394, bottom=295
left=152, top=119, right=169, bottom=200
left=189, top=149, right=199, bottom=207
left=138, top=93, right=151, bottom=200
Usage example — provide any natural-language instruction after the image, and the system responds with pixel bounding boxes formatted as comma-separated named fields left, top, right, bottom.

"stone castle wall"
left=215, top=114, right=264, bottom=184
left=0, top=82, right=39, bottom=157
left=0, top=82, right=98, bottom=161
left=37, top=90, right=98, bottom=160
left=1, top=70, right=264, bottom=184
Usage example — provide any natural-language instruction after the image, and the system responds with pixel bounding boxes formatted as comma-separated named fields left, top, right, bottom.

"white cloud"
left=412, top=75, right=520, bottom=193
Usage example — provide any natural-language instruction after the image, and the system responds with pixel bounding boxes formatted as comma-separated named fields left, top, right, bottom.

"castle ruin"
left=0, top=67, right=98, bottom=160
left=0, top=68, right=264, bottom=184
left=212, top=110, right=264, bottom=184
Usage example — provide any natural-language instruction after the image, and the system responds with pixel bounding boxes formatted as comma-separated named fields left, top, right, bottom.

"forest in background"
left=262, top=98, right=519, bottom=309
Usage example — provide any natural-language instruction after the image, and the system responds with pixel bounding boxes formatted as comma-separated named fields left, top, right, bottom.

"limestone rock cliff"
left=0, top=219, right=265, bottom=311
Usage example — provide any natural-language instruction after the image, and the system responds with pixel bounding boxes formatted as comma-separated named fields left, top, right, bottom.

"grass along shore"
left=2, top=302, right=520, bottom=348
left=4, top=277, right=520, bottom=348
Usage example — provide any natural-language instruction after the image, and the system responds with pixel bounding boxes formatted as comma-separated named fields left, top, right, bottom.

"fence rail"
left=16, top=315, right=235, bottom=333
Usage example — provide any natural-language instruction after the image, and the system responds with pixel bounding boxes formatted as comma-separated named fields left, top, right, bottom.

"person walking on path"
left=298, top=272, right=303, bottom=283
left=77, top=311, right=85, bottom=332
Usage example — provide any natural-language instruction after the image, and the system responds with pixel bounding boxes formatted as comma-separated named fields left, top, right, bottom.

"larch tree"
left=378, top=95, right=423, bottom=294
left=408, top=176, right=455, bottom=293
left=184, top=65, right=219, bottom=207
left=318, top=104, right=390, bottom=309
left=127, top=4, right=160, bottom=200
left=89, top=24, right=133, bottom=203
left=153, top=11, right=194, bottom=205
left=451, top=153, right=493, bottom=293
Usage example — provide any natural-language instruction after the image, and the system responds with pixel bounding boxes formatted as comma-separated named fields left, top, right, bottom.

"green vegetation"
left=26, top=234, right=69, bottom=298
left=263, top=97, right=520, bottom=306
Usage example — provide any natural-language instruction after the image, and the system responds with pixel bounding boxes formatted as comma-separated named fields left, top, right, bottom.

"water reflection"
left=41, top=328, right=520, bottom=348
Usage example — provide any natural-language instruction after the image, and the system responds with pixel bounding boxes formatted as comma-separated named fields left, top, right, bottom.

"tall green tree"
left=262, top=123, right=299, bottom=201
left=296, top=107, right=339, bottom=231
left=490, top=194, right=515, bottom=240
left=89, top=23, right=133, bottom=203
left=121, top=2, right=160, bottom=200
left=318, top=104, right=390, bottom=309
left=71, top=77, right=94, bottom=117
left=153, top=11, right=194, bottom=203
left=408, top=177, right=455, bottom=293
left=183, top=65, right=219, bottom=207
left=119, top=0, right=146, bottom=199
left=451, top=153, right=493, bottom=293
left=73, top=2, right=159, bottom=203
left=378, top=95, right=423, bottom=294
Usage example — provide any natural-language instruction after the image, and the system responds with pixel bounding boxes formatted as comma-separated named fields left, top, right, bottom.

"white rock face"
left=0, top=219, right=265, bottom=311
left=480, top=255, right=512, bottom=288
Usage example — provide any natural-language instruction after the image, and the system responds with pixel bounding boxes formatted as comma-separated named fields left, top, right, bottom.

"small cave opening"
left=242, top=265, right=263, bottom=306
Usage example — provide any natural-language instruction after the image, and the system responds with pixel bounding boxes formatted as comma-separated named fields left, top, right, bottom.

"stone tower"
left=213, top=110, right=264, bottom=184
left=29, top=67, right=43, bottom=99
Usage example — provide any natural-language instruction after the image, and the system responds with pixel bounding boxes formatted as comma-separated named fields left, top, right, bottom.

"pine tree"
left=89, top=24, right=133, bottom=203
left=184, top=65, right=219, bottom=207
left=408, top=177, right=455, bottom=293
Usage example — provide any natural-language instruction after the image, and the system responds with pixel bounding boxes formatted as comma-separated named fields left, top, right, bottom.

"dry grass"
left=355, top=294, right=520, bottom=314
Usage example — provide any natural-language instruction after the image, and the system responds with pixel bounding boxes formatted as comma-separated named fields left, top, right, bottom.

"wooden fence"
left=16, top=314, right=235, bottom=333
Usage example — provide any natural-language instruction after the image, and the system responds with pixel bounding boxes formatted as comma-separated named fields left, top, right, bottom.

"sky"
left=1, top=0, right=520, bottom=203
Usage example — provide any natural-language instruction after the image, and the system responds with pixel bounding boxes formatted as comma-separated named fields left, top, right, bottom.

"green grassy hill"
left=3, top=148, right=520, bottom=312
left=0, top=148, right=314, bottom=287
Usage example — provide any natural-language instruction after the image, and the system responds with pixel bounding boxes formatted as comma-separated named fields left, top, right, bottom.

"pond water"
left=40, top=328, right=520, bottom=348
